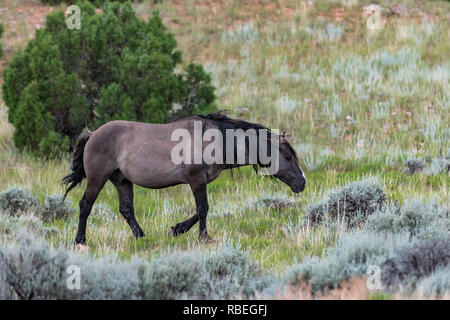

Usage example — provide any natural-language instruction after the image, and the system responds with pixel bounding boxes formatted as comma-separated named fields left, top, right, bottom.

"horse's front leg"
left=168, top=182, right=212, bottom=242
left=192, top=183, right=212, bottom=243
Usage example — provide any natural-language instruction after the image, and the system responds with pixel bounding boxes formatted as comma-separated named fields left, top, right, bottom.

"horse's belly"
left=120, top=164, right=187, bottom=189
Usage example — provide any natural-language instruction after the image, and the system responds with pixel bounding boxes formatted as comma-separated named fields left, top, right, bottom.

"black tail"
left=62, top=131, right=92, bottom=201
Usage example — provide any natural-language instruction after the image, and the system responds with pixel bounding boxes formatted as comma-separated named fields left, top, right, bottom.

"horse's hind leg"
left=75, top=180, right=106, bottom=245
left=110, top=170, right=145, bottom=239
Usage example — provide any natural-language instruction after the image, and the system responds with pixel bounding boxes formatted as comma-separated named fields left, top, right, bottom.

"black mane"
left=197, top=112, right=271, bottom=134
left=173, top=111, right=299, bottom=169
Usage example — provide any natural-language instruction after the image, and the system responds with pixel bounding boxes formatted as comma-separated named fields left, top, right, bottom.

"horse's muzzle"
left=291, top=179, right=306, bottom=193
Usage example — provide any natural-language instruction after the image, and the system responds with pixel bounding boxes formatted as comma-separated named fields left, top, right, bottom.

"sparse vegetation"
left=0, top=0, right=449, bottom=299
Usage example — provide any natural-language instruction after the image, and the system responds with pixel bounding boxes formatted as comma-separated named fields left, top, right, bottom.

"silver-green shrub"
left=0, top=211, right=56, bottom=240
left=417, top=266, right=450, bottom=298
left=283, top=231, right=410, bottom=293
left=381, top=238, right=450, bottom=291
left=41, top=194, right=75, bottom=222
left=426, top=158, right=450, bottom=175
left=0, top=234, right=273, bottom=300
left=404, top=158, right=425, bottom=174
left=91, top=203, right=117, bottom=222
left=0, top=187, right=41, bottom=216
left=0, top=233, right=73, bottom=299
left=252, top=195, right=295, bottom=211
left=364, top=199, right=449, bottom=239
left=140, top=246, right=273, bottom=299
left=307, top=179, right=385, bottom=227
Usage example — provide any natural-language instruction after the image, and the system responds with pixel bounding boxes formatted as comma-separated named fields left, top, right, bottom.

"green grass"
left=0, top=0, right=449, bottom=282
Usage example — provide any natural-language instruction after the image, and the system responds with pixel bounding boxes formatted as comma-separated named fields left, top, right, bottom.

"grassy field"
left=0, top=0, right=449, bottom=298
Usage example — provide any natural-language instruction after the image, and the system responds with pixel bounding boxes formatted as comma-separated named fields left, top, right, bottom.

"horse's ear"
left=281, top=130, right=287, bottom=142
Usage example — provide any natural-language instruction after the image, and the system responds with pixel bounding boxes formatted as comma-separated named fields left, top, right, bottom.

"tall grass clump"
left=0, top=187, right=41, bottom=216
left=306, top=23, right=343, bottom=43
left=307, top=179, right=385, bottom=227
left=221, top=24, right=259, bottom=44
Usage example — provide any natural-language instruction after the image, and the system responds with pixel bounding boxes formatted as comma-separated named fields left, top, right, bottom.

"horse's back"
left=83, top=120, right=195, bottom=187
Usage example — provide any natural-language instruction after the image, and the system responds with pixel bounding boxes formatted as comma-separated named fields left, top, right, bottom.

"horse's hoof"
left=168, top=226, right=176, bottom=238
left=76, top=244, right=90, bottom=253
left=198, top=235, right=214, bottom=244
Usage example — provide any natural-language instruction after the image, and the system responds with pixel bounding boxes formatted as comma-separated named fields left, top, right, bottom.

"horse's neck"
left=223, top=162, right=250, bottom=170
left=221, top=143, right=255, bottom=170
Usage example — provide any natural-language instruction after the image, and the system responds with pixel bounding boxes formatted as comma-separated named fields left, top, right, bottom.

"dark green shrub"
left=307, top=178, right=385, bottom=227
left=3, top=1, right=215, bottom=157
left=0, top=187, right=41, bottom=216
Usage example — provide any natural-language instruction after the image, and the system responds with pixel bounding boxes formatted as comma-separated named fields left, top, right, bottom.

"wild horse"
left=62, top=113, right=306, bottom=245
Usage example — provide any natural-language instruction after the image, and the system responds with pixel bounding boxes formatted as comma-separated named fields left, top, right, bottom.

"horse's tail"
left=62, top=131, right=92, bottom=201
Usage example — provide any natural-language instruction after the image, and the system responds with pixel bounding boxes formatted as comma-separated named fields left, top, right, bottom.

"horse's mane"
left=197, top=112, right=270, bottom=132
left=171, top=111, right=299, bottom=170
left=200, top=112, right=298, bottom=161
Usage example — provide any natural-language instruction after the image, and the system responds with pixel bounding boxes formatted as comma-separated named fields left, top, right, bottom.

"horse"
left=62, top=113, right=306, bottom=245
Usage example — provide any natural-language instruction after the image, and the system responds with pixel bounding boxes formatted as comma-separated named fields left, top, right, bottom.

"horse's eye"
left=284, top=152, right=291, bottom=160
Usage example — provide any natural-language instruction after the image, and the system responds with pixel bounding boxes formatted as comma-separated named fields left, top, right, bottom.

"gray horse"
left=63, top=113, right=306, bottom=245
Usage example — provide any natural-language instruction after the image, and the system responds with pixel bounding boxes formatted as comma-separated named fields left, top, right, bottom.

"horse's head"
left=272, top=132, right=306, bottom=193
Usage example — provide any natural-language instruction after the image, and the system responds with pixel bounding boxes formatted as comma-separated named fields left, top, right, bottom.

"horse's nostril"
left=300, top=179, right=306, bottom=191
